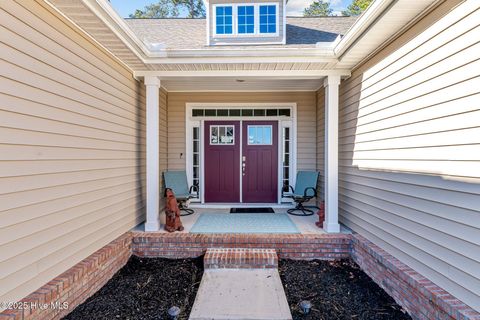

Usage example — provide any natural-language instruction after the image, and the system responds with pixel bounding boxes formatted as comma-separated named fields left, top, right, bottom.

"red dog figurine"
left=164, top=188, right=184, bottom=232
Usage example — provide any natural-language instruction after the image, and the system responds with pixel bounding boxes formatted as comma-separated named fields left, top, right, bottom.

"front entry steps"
left=204, top=248, right=278, bottom=269
left=189, top=248, right=293, bottom=320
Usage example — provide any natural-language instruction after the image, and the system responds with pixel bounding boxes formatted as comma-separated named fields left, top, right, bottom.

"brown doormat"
left=230, top=207, right=275, bottom=213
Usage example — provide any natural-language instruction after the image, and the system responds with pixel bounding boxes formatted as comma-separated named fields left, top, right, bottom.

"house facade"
left=0, top=0, right=479, bottom=317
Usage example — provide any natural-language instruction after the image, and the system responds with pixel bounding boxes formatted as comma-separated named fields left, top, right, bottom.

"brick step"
left=204, top=248, right=278, bottom=269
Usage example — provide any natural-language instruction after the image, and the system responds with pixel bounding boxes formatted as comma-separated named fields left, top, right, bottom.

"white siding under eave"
left=338, top=0, right=480, bottom=312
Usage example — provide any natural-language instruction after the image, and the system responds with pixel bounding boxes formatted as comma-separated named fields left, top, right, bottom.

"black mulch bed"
left=279, top=259, right=412, bottom=320
left=63, top=256, right=203, bottom=320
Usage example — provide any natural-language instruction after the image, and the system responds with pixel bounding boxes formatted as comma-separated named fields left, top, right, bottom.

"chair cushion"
left=164, top=171, right=190, bottom=196
left=293, top=171, right=319, bottom=197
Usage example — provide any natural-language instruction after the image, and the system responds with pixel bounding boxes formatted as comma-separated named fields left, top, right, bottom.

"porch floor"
left=134, top=208, right=351, bottom=235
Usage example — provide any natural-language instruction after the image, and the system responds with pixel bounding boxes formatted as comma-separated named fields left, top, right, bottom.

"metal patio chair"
left=163, top=171, right=199, bottom=216
left=282, top=171, right=320, bottom=216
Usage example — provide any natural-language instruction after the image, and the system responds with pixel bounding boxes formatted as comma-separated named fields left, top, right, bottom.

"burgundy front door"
left=204, top=121, right=240, bottom=202
left=242, top=121, right=278, bottom=203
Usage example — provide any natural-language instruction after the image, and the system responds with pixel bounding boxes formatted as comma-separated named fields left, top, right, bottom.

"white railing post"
left=145, top=76, right=161, bottom=231
left=324, top=75, right=341, bottom=233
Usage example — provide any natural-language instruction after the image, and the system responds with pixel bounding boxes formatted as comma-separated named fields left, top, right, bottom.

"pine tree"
left=129, top=0, right=205, bottom=19
left=342, top=0, right=372, bottom=16
left=303, top=0, right=333, bottom=17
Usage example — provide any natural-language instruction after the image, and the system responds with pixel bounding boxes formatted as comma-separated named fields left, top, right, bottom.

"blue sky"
left=110, top=0, right=351, bottom=17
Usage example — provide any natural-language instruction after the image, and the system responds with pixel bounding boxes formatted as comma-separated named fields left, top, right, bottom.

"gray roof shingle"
left=125, top=17, right=357, bottom=50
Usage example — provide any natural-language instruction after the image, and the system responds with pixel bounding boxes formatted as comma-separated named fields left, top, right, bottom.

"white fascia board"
left=134, top=69, right=351, bottom=79
left=81, top=0, right=155, bottom=57
left=333, top=0, right=396, bottom=57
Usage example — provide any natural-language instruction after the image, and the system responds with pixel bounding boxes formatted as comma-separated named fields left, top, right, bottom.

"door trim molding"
left=185, top=102, right=297, bottom=204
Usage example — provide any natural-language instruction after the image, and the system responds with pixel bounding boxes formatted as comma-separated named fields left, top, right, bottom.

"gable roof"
left=125, top=17, right=358, bottom=50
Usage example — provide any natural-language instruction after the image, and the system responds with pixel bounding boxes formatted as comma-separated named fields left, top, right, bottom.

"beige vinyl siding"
left=337, top=0, right=480, bottom=311
left=167, top=91, right=317, bottom=171
left=159, top=88, right=168, bottom=200
left=316, top=88, right=325, bottom=204
left=0, top=0, right=146, bottom=307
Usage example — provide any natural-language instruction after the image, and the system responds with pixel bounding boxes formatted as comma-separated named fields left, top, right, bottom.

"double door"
left=204, top=120, right=278, bottom=203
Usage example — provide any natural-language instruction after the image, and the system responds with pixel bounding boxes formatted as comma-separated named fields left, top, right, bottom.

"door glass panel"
left=248, top=125, right=272, bottom=145
left=264, top=126, right=272, bottom=144
left=227, top=126, right=234, bottom=138
left=210, top=126, right=218, bottom=144
left=256, top=127, right=263, bottom=144
left=248, top=126, right=255, bottom=144
left=210, top=125, right=234, bottom=145
left=219, top=126, right=226, bottom=141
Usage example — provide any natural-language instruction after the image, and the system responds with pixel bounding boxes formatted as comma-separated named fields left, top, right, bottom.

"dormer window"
left=212, top=3, right=279, bottom=37
left=259, top=5, right=277, bottom=34
left=215, top=6, right=233, bottom=35
left=238, top=5, right=255, bottom=34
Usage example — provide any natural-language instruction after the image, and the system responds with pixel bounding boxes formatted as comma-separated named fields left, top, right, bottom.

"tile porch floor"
left=134, top=207, right=351, bottom=235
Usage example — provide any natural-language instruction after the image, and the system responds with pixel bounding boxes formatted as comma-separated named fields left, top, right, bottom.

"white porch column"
left=323, top=75, right=341, bottom=233
left=145, top=76, right=161, bottom=231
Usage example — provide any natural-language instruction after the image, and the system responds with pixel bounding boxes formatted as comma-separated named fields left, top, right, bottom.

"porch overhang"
left=133, top=69, right=352, bottom=82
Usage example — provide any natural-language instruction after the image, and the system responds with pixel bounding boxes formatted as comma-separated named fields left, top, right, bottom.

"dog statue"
left=164, top=188, right=184, bottom=232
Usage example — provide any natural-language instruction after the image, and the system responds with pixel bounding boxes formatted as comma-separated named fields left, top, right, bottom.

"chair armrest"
left=303, top=187, right=317, bottom=198
left=281, top=185, right=295, bottom=197
left=189, top=185, right=199, bottom=198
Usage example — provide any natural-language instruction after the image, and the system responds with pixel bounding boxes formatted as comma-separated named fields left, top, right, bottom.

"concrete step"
left=204, top=248, right=278, bottom=269
left=189, top=269, right=292, bottom=320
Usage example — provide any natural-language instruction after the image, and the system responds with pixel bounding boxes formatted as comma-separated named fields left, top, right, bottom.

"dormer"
left=205, top=0, right=286, bottom=46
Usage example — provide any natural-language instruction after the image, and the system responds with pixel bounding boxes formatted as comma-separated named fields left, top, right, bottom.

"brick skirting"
left=131, top=232, right=352, bottom=260
left=0, top=233, right=132, bottom=320
left=2, top=231, right=479, bottom=320
left=351, top=234, right=480, bottom=320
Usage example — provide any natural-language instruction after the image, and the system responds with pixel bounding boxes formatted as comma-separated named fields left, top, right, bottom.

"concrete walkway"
left=189, top=269, right=292, bottom=320
left=189, top=248, right=292, bottom=320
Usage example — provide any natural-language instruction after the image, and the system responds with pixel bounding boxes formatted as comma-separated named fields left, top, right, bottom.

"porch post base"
left=323, top=222, right=340, bottom=233
left=145, top=219, right=161, bottom=232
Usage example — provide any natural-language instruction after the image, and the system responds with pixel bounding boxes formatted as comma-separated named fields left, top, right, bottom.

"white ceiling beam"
left=134, top=69, right=351, bottom=80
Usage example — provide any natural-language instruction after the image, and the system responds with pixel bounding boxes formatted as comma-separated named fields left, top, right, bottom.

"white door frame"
left=185, top=103, right=297, bottom=204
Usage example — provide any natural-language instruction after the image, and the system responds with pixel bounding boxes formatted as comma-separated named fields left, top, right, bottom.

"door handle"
left=242, top=161, right=246, bottom=176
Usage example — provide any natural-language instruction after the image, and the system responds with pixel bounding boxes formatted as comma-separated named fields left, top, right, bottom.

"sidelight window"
left=282, top=127, right=290, bottom=192
left=192, top=127, right=200, bottom=187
